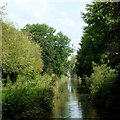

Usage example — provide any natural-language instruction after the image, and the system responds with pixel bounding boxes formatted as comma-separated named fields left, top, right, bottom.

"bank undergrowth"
left=2, top=74, right=54, bottom=120
left=86, top=64, right=120, bottom=112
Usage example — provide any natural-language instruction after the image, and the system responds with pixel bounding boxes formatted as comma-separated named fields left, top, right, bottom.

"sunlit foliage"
left=2, top=22, right=43, bottom=79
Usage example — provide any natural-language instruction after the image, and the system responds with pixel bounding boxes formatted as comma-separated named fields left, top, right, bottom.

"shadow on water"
left=40, top=78, right=118, bottom=119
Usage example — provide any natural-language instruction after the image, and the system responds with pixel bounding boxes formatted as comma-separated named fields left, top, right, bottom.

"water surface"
left=49, top=78, right=115, bottom=119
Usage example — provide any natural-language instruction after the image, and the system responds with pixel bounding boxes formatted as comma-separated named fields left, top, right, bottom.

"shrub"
left=2, top=74, right=54, bottom=120
left=86, top=63, right=118, bottom=110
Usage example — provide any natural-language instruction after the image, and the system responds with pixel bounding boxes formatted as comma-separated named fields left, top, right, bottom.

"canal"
left=48, top=78, right=115, bottom=119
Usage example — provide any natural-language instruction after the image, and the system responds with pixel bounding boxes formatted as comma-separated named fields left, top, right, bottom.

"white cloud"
left=34, top=0, right=48, bottom=19
left=1, top=0, right=90, bottom=52
left=3, top=0, right=48, bottom=20
left=61, top=11, right=68, bottom=17
left=46, top=0, right=93, bottom=3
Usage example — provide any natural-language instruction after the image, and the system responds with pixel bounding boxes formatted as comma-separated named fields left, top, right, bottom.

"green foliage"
left=75, top=2, right=120, bottom=112
left=2, top=18, right=73, bottom=119
left=54, top=75, right=68, bottom=96
left=69, top=55, right=77, bottom=78
left=2, top=74, right=54, bottom=119
left=22, top=24, right=73, bottom=77
left=76, top=2, right=120, bottom=78
left=53, top=32, right=73, bottom=77
left=86, top=64, right=119, bottom=110
left=22, top=24, right=56, bottom=75
left=2, top=22, right=43, bottom=78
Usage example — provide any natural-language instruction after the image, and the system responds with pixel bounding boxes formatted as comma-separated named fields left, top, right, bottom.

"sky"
left=1, top=0, right=92, bottom=55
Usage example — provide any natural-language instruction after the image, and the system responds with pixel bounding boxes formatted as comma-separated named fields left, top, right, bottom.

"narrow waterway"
left=49, top=78, right=114, bottom=119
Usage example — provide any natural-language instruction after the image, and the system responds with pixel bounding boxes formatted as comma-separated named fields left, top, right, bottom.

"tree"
left=22, top=24, right=73, bottom=77
left=2, top=22, right=43, bottom=82
left=53, top=32, right=73, bottom=77
left=22, top=24, right=56, bottom=74
left=74, top=2, right=120, bottom=112
left=76, top=2, right=120, bottom=78
left=69, top=55, right=77, bottom=78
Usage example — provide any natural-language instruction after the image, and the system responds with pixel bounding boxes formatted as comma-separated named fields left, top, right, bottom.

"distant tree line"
left=22, top=24, right=73, bottom=77
left=2, top=21, right=73, bottom=83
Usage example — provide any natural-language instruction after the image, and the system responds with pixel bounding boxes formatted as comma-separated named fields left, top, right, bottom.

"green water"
left=48, top=79, right=116, bottom=119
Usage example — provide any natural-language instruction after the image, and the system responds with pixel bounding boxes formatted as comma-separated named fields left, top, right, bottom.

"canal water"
left=48, top=78, right=115, bottom=119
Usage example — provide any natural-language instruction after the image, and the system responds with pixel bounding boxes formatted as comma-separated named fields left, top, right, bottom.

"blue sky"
left=2, top=0, right=92, bottom=54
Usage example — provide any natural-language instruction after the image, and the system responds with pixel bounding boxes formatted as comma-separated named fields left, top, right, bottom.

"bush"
left=2, top=74, right=54, bottom=120
left=86, top=63, right=119, bottom=110
left=2, top=21, right=43, bottom=81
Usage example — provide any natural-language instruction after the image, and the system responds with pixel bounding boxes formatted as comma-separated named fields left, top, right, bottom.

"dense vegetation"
left=1, top=1, right=120, bottom=119
left=69, top=55, right=77, bottom=79
left=22, top=24, right=73, bottom=77
left=2, top=74, right=54, bottom=119
left=1, top=5, right=73, bottom=118
left=75, top=2, right=120, bottom=111
left=2, top=22, right=43, bottom=82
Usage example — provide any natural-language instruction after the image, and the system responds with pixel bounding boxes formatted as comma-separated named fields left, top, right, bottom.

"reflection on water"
left=50, top=78, right=113, bottom=119
left=66, top=79, right=82, bottom=118
left=66, top=94, right=82, bottom=118
left=67, top=82, right=71, bottom=92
